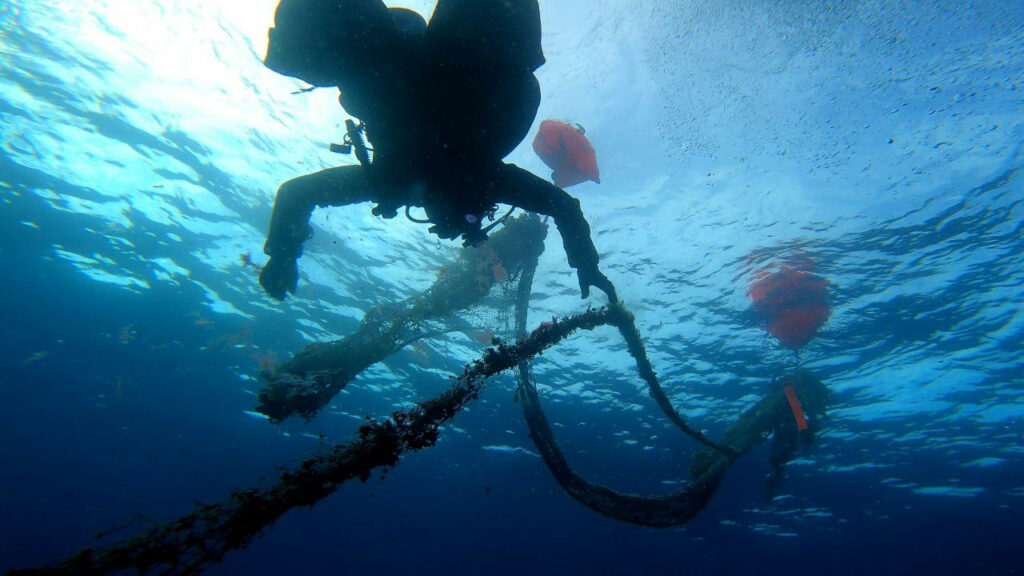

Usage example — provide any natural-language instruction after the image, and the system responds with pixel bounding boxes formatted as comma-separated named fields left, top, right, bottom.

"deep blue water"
left=2, top=1, right=1023, bottom=575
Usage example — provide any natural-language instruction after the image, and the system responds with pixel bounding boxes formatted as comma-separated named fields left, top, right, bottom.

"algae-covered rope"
left=6, top=306, right=628, bottom=576
left=511, top=255, right=737, bottom=526
left=517, top=375, right=731, bottom=526
left=597, top=304, right=735, bottom=454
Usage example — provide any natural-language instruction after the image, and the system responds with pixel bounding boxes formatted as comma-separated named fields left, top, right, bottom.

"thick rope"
left=511, top=249, right=736, bottom=526
left=7, top=307, right=627, bottom=576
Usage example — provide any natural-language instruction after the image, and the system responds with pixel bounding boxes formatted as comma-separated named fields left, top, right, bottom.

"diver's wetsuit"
left=259, top=0, right=616, bottom=303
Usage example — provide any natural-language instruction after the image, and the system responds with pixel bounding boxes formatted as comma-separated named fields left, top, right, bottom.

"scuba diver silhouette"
left=258, top=0, right=617, bottom=303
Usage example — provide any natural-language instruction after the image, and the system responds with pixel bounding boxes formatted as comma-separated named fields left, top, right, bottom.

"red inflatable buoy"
left=532, top=119, right=600, bottom=188
left=748, top=266, right=830, bottom=350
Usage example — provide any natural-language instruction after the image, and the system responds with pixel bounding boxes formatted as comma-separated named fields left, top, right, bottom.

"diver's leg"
left=260, top=165, right=376, bottom=299
left=491, top=165, right=617, bottom=302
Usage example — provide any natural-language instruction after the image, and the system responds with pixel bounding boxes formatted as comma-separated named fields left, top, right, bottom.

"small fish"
left=470, top=329, right=495, bottom=345
left=23, top=350, right=49, bottom=365
left=239, top=252, right=261, bottom=272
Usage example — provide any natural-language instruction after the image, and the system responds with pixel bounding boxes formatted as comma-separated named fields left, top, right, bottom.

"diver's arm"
left=261, top=165, right=375, bottom=299
left=493, top=164, right=617, bottom=302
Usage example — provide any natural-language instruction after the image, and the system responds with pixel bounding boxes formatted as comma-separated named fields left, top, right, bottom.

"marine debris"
left=10, top=215, right=830, bottom=574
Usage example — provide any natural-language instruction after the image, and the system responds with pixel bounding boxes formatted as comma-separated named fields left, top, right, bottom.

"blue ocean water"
left=2, top=1, right=1023, bottom=575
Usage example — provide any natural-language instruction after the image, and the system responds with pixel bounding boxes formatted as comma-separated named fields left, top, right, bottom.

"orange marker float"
left=783, top=383, right=808, bottom=431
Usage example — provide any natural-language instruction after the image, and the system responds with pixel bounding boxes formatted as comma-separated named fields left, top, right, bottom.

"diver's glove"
left=260, top=256, right=299, bottom=300
left=578, top=267, right=618, bottom=303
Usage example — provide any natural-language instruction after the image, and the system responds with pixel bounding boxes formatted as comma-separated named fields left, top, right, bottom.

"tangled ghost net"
left=10, top=214, right=829, bottom=575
